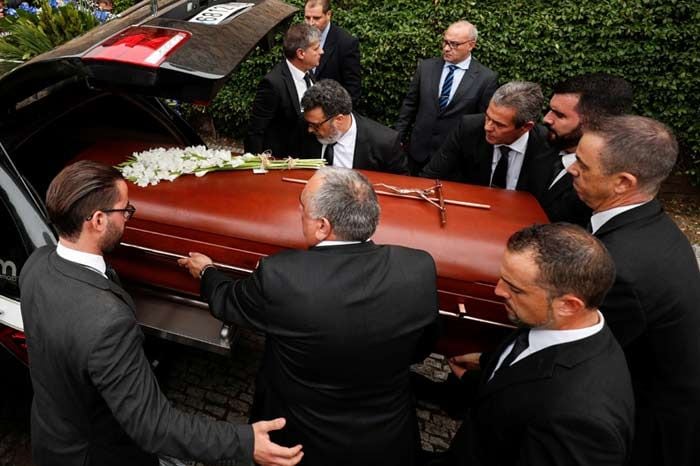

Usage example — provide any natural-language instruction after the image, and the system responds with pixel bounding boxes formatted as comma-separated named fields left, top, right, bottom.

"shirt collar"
left=496, top=130, right=529, bottom=154
left=527, top=311, right=605, bottom=354
left=56, top=242, right=107, bottom=276
left=286, top=59, right=307, bottom=82
left=335, top=113, right=357, bottom=148
left=446, top=55, right=471, bottom=70
left=319, top=22, right=331, bottom=48
left=561, top=151, right=577, bottom=169
left=315, top=240, right=363, bottom=247
left=590, top=201, right=649, bottom=233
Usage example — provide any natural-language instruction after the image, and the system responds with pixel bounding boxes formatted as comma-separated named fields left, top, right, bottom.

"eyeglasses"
left=442, top=39, right=471, bottom=49
left=306, top=114, right=337, bottom=131
left=86, top=203, right=136, bottom=221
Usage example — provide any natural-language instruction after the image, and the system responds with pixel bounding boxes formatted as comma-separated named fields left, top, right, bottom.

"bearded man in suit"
left=420, top=81, right=550, bottom=193
left=568, top=115, right=700, bottom=466
left=245, top=23, right=323, bottom=157
left=431, top=223, right=634, bottom=466
left=395, top=20, right=498, bottom=174
left=180, top=167, right=439, bottom=466
left=300, top=79, right=409, bottom=174
left=534, top=73, right=633, bottom=226
left=19, top=160, right=302, bottom=466
left=304, top=0, right=361, bottom=107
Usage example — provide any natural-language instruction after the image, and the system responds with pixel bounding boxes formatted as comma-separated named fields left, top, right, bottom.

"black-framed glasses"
left=442, top=39, right=470, bottom=49
left=86, top=203, right=136, bottom=221
left=306, top=114, right=337, bottom=131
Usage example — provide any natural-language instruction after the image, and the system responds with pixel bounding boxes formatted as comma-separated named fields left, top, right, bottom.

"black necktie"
left=303, top=72, right=314, bottom=89
left=105, top=264, right=121, bottom=286
left=549, top=155, right=565, bottom=188
left=438, top=64, right=458, bottom=110
left=324, top=143, right=335, bottom=165
left=491, top=146, right=510, bottom=188
left=497, top=329, right=530, bottom=372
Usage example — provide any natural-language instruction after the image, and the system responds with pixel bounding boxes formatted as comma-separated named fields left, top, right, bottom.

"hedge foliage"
left=205, top=0, right=699, bottom=171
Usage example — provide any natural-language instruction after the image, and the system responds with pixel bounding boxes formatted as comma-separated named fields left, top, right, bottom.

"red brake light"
left=0, top=325, right=28, bottom=366
left=84, top=26, right=191, bottom=69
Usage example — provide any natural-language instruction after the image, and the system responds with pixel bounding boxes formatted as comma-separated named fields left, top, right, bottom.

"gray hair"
left=308, top=167, right=380, bottom=241
left=301, top=79, right=352, bottom=116
left=590, top=115, right=678, bottom=195
left=283, top=23, right=321, bottom=60
left=491, top=81, right=544, bottom=127
left=448, top=20, right=478, bottom=41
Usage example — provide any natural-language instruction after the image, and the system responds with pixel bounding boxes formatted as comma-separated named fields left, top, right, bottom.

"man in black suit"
left=568, top=115, right=700, bottom=466
left=534, top=73, right=633, bottom=226
left=433, top=223, right=634, bottom=465
left=420, top=81, right=550, bottom=193
left=395, top=21, right=498, bottom=174
left=245, top=23, right=323, bottom=157
left=304, top=0, right=361, bottom=106
left=301, top=79, right=409, bottom=174
left=180, top=167, right=438, bottom=466
left=19, top=161, right=302, bottom=466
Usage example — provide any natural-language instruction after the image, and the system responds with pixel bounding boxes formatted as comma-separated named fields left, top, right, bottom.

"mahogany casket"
left=75, top=142, right=548, bottom=356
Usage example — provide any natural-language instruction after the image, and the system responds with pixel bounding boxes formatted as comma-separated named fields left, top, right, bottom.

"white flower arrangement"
left=117, top=145, right=326, bottom=187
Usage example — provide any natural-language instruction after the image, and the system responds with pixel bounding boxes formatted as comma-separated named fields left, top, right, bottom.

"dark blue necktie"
left=438, top=65, right=458, bottom=110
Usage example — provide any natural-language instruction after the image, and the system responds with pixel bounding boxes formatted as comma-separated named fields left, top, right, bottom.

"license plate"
left=189, top=2, right=253, bottom=25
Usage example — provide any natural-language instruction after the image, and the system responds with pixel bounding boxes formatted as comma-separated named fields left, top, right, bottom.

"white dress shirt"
left=490, top=311, right=606, bottom=379
left=56, top=242, right=107, bottom=278
left=315, top=240, right=363, bottom=247
left=590, top=201, right=649, bottom=234
left=437, top=55, right=472, bottom=105
left=286, top=59, right=311, bottom=109
left=549, top=151, right=577, bottom=188
left=323, top=113, right=357, bottom=169
left=490, top=131, right=530, bottom=190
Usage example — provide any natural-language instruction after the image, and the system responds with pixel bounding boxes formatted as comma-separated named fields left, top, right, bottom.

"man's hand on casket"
left=178, top=252, right=214, bottom=279
left=448, top=352, right=482, bottom=379
left=252, top=417, right=304, bottom=466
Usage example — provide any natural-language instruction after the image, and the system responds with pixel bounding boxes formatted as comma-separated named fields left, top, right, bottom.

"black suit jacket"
left=19, top=246, right=252, bottom=466
left=245, top=60, right=311, bottom=157
left=532, top=148, right=592, bottom=226
left=301, top=113, right=409, bottom=174
left=442, top=325, right=634, bottom=466
left=201, top=241, right=439, bottom=466
left=595, top=200, right=700, bottom=466
left=394, top=57, right=498, bottom=163
left=420, top=113, right=551, bottom=192
left=314, top=24, right=361, bottom=106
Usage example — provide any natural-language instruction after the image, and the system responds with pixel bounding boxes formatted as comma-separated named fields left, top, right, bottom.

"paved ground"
left=0, top=329, right=459, bottom=466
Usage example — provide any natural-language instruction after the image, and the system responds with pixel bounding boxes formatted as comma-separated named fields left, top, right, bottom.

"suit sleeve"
left=380, top=131, right=410, bottom=175
left=87, top=309, right=253, bottom=464
left=201, top=266, right=269, bottom=331
left=600, top=277, right=647, bottom=347
left=341, top=35, right=362, bottom=106
left=419, top=118, right=464, bottom=179
left=244, top=77, right=277, bottom=154
left=519, top=412, right=629, bottom=466
left=394, top=61, right=421, bottom=141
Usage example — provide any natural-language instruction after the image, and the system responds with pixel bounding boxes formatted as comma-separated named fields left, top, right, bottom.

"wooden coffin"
left=75, top=141, right=548, bottom=356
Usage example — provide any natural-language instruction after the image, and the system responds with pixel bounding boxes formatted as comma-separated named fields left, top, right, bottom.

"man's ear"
left=553, top=293, right=586, bottom=319
left=613, top=172, right=639, bottom=195
left=295, top=47, right=305, bottom=61
left=86, top=212, right=108, bottom=234
left=314, top=217, right=333, bottom=242
left=520, top=121, right=535, bottom=133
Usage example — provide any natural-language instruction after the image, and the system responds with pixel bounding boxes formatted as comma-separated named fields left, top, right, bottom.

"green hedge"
left=207, top=0, right=700, bottom=174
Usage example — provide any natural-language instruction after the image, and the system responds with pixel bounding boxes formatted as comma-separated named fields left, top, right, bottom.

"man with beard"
left=535, top=73, right=633, bottom=225
left=301, top=79, right=409, bottom=174
left=19, top=160, right=303, bottom=466
left=428, top=223, right=634, bottom=466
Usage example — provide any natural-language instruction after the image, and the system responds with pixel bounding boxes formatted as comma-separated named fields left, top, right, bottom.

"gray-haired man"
left=180, top=167, right=438, bottom=466
left=301, top=79, right=409, bottom=174
left=421, top=81, right=550, bottom=192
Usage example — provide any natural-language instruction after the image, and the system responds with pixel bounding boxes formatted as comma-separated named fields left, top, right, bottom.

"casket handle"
left=437, top=303, right=516, bottom=329
left=119, top=242, right=254, bottom=275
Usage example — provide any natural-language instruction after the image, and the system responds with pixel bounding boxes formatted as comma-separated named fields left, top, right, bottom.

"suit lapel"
left=516, top=128, right=549, bottom=191
left=315, top=24, right=337, bottom=77
left=428, top=60, right=444, bottom=113
left=50, top=250, right=137, bottom=313
left=447, top=63, right=477, bottom=112
left=280, top=63, right=302, bottom=116
left=477, top=138, right=494, bottom=185
left=352, top=114, right=369, bottom=169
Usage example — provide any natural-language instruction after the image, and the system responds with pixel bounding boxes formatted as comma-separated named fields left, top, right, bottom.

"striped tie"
left=438, top=64, right=458, bottom=110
